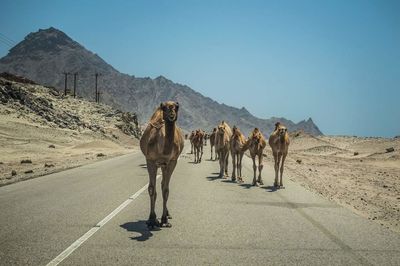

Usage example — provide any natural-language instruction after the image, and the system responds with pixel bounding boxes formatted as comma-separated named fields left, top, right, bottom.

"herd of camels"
left=140, top=101, right=290, bottom=228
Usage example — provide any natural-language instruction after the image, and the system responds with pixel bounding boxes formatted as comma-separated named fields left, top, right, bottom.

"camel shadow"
left=261, top=185, right=278, bottom=192
left=206, top=175, right=220, bottom=181
left=138, top=164, right=147, bottom=169
left=188, top=161, right=197, bottom=164
left=221, top=179, right=236, bottom=184
left=239, top=183, right=254, bottom=189
left=120, top=220, right=160, bottom=242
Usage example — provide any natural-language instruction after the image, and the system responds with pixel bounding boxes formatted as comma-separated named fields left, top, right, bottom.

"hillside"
left=0, top=27, right=323, bottom=136
left=0, top=73, right=140, bottom=185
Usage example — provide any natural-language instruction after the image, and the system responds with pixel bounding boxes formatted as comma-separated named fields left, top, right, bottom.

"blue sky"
left=0, top=0, right=399, bottom=137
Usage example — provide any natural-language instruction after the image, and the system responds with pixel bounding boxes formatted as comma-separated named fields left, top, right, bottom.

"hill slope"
left=0, top=74, right=140, bottom=185
left=0, top=27, right=322, bottom=136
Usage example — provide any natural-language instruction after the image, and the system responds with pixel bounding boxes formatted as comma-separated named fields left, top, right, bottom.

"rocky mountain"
left=0, top=27, right=323, bottom=136
left=0, top=73, right=141, bottom=139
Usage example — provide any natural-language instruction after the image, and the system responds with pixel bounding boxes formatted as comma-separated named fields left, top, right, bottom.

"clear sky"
left=0, top=0, right=399, bottom=137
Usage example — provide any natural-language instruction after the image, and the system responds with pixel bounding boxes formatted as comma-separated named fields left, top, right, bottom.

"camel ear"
left=175, top=102, right=179, bottom=110
left=285, top=128, right=288, bottom=132
left=160, top=102, right=165, bottom=110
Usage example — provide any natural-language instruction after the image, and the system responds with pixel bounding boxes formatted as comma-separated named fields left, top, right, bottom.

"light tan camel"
left=269, top=122, right=290, bottom=188
left=193, top=129, right=204, bottom=163
left=189, top=131, right=195, bottom=154
left=230, top=126, right=246, bottom=182
left=209, top=128, right=217, bottom=160
left=243, top=128, right=267, bottom=186
left=140, top=101, right=184, bottom=228
left=215, top=121, right=232, bottom=178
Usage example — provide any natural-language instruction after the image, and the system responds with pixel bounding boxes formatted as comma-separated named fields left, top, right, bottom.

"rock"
left=48, top=144, right=55, bottom=148
left=44, top=163, right=54, bottom=168
left=296, top=159, right=302, bottom=164
left=386, top=147, right=394, bottom=153
left=11, top=170, right=17, bottom=176
left=97, top=153, right=106, bottom=157
left=353, top=152, right=359, bottom=156
left=24, top=170, right=33, bottom=174
left=0, top=161, right=3, bottom=164
left=21, top=159, right=32, bottom=164
left=309, top=168, right=312, bottom=171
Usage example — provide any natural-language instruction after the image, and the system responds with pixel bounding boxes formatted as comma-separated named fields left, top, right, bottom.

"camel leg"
left=225, top=151, right=229, bottom=177
left=238, top=153, right=244, bottom=182
left=252, top=156, right=257, bottom=186
left=257, top=153, right=264, bottom=185
left=160, top=160, right=176, bottom=227
left=231, top=152, right=236, bottom=181
left=210, top=145, right=213, bottom=160
left=146, top=160, right=159, bottom=228
left=218, top=150, right=224, bottom=178
left=273, top=153, right=279, bottom=187
left=275, top=153, right=282, bottom=188
left=200, top=144, right=203, bottom=162
left=280, top=154, right=287, bottom=188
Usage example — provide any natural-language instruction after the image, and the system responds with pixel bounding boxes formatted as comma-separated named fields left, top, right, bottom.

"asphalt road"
left=1, top=141, right=399, bottom=265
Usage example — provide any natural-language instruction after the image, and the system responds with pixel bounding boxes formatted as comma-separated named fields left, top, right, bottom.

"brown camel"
left=243, top=128, right=267, bottom=186
left=193, top=129, right=204, bottom=163
left=209, top=128, right=217, bottom=160
left=269, top=122, right=290, bottom=188
left=230, top=126, right=246, bottom=183
left=189, top=131, right=195, bottom=154
left=140, top=101, right=184, bottom=228
left=215, top=121, right=232, bottom=178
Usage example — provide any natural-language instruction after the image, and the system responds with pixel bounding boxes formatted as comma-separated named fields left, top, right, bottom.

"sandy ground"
left=265, top=133, right=400, bottom=233
left=0, top=116, right=138, bottom=186
left=0, top=77, right=140, bottom=186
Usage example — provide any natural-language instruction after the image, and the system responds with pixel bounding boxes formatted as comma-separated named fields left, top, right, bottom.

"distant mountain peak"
left=9, top=27, right=80, bottom=56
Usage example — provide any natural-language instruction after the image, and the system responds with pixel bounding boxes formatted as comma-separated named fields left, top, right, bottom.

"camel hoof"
left=146, top=218, right=160, bottom=229
left=280, top=185, right=285, bottom=189
left=231, top=178, right=236, bottom=182
left=252, top=182, right=257, bottom=186
left=274, top=183, right=279, bottom=188
left=258, top=180, right=264, bottom=186
left=161, top=216, right=172, bottom=228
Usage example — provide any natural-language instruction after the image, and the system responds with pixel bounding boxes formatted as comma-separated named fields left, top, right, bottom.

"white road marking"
left=46, top=174, right=161, bottom=266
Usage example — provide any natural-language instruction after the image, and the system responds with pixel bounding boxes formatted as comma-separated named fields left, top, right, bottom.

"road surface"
left=1, top=141, right=399, bottom=265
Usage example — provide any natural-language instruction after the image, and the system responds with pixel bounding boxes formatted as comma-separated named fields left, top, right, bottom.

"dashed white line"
left=46, top=174, right=161, bottom=266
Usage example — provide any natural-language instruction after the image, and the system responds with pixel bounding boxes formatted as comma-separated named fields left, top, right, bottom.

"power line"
left=0, top=38, right=12, bottom=48
left=0, top=33, right=16, bottom=45
left=0, top=37, right=14, bottom=47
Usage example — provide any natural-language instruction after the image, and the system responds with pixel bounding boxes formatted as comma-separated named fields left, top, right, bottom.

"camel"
left=215, top=121, right=232, bottom=178
left=140, top=101, right=184, bottom=228
left=209, top=128, right=217, bottom=160
left=243, top=128, right=267, bottom=186
left=189, top=131, right=195, bottom=154
left=230, top=126, right=246, bottom=182
left=193, top=129, right=204, bottom=163
left=269, top=122, right=290, bottom=188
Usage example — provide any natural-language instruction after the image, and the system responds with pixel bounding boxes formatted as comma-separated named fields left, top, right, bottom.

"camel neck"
left=279, top=134, right=286, bottom=144
left=163, top=120, right=175, bottom=154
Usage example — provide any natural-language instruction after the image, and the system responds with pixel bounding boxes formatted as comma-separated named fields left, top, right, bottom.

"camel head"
left=217, top=124, right=227, bottom=136
left=160, top=101, right=179, bottom=123
left=276, top=124, right=288, bottom=143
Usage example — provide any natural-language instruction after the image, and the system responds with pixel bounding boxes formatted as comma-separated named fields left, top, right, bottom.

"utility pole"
left=63, top=72, right=70, bottom=96
left=94, top=73, right=102, bottom=103
left=73, top=73, right=78, bottom=98
left=97, top=91, right=103, bottom=104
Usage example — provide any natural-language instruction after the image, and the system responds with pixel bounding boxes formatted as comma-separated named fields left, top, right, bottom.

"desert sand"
left=263, top=132, right=400, bottom=233
left=0, top=77, right=140, bottom=186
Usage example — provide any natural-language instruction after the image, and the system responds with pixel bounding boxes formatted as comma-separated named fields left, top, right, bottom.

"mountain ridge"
left=0, top=27, right=323, bottom=136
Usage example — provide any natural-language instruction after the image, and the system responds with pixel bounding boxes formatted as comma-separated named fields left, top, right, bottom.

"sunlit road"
left=1, top=141, right=399, bottom=265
